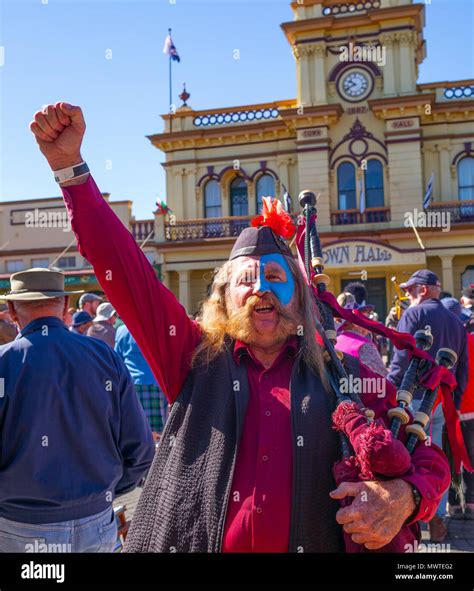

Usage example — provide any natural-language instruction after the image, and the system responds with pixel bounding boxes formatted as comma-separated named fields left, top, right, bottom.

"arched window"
left=337, top=162, right=356, bottom=210
left=204, top=179, right=221, bottom=218
left=364, top=159, right=384, bottom=207
left=458, top=157, right=474, bottom=200
left=230, top=177, right=248, bottom=216
left=256, top=174, right=275, bottom=213
left=458, top=157, right=474, bottom=219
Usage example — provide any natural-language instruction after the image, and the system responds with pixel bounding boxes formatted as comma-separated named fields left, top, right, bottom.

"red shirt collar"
left=232, top=335, right=299, bottom=365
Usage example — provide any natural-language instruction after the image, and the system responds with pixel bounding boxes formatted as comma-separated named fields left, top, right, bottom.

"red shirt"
left=61, top=176, right=450, bottom=550
left=222, top=338, right=297, bottom=552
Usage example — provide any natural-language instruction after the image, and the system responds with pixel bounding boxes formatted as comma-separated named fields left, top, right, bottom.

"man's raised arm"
left=30, top=102, right=201, bottom=403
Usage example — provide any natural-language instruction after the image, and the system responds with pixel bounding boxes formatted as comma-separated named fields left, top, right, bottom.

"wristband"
left=406, top=484, right=422, bottom=523
left=53, top=162, right=90, bottom=184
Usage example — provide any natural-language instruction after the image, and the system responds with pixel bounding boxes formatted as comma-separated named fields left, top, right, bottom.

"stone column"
left=277, top=158, right=290, bottom=195
left=178, top=269, right=191, bottom=313
left=398, top=32, right=416, bottom=94
left=440, top=255, right=454, bottom=295
left=379, top=33, right=396, bottom=95
left=154, top=213, right=165, bottom=242
left=184, top=168, right=194, bottom=219
left=293, top=45, right=311, bottom=108
left=248, top=180, right=256, bottom=217
left=312, top=44, right=327, bottom=104
left=438, top=144, right=452, bottom=201
left=173, top=170, right=184, bottom=220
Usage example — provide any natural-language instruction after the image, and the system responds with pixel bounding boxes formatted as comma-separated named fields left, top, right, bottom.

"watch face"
left=339, top=70, right=372, bottom=102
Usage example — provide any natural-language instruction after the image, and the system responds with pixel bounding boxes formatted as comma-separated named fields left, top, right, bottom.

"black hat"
left=229, top=225, right=293, bottom=260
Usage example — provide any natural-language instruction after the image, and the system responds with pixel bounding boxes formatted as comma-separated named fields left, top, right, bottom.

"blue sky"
left=0, top=0, right=473, bottom=219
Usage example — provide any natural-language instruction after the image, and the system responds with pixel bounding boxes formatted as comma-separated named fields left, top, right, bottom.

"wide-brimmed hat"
left=93, top=302, right=116, bottom=322
left=0, top=268, right=84, bottom=301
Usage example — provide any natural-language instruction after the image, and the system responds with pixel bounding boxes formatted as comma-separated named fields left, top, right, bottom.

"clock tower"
left=281, top=0, right=426, bottom=107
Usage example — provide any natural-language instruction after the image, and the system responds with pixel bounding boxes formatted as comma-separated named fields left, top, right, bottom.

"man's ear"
left=7, top=301, right=18, bottom=323
left=63, top=296, right=69, bottom=317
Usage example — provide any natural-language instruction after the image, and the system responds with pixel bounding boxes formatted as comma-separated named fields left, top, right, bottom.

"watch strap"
left=53, top=162, right=90, bottom=184
left=406, top=484, right=422, bottom=523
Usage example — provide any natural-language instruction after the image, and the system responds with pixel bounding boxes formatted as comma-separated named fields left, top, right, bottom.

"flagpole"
left=168, top=28, right=173, bottom=133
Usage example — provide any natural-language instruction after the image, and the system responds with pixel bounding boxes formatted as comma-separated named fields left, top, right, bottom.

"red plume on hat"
left=251, top=197, right=296, bottom=240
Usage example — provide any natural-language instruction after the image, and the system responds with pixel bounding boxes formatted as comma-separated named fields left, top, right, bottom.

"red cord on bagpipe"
left=295, top=218, right=472, bottom=474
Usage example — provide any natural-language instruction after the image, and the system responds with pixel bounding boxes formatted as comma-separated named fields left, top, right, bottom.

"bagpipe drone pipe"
left=296, top=190, right=472, bottom=553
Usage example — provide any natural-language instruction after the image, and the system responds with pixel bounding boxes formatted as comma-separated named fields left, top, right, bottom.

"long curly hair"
left=192, top=256, right=328, bottom=387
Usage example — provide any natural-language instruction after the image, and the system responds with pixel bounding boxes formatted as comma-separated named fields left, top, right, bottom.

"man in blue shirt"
left=0, top=268, right=155, bottom=552
left=388, top=269, right=468, bottom=543
left=115, top=323, right=168, bottom=436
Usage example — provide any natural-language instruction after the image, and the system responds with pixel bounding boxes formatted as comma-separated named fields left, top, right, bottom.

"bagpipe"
left=295, top=190, right=472, bottom=552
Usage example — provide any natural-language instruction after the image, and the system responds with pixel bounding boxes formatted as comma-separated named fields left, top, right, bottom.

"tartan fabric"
left=135, top=384, right=168, bottom=433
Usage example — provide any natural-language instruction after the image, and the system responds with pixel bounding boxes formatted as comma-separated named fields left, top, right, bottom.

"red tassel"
left=252, top=197, right=296, bottom=239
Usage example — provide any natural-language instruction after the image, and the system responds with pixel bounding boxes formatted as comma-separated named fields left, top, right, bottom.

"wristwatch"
left=53, top=162, right=90, bottom=184
left=406, top=484, right=422, bottom=523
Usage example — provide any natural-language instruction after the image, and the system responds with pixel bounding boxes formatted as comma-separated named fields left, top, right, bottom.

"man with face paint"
left=30, top=102, right=450, bottom=554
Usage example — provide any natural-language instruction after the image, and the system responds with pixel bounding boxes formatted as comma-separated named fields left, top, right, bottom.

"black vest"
left=124, top=341, right=349, bottom=552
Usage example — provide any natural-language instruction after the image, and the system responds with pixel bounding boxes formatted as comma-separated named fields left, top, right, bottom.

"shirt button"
left=262, top=455, right=268, bottom=462
left=256, top=506, right=263, bottom=514
left=265, top=411, right=271, bottom=417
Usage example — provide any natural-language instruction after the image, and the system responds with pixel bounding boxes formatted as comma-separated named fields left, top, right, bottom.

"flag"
left=282, top=184, right=292, bottom=213
left=163, top=32, right=180, bottom=62
left=359, top=176, right=366, bottom=215
left=423, top=171, right=434, bottom=209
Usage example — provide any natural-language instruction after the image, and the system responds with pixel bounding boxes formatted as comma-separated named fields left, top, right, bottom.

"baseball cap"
left=79, top=292, right=103, bottom=307
left=400, top=270, right=441, bottom=290
left=93, top=302, right=116, bottom=322
left=71, top=311, right=93, bottom=327
left=461, top=284, right=474, bottom=299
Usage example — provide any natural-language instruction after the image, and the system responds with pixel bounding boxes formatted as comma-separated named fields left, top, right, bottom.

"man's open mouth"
left=254, top=303, right=275, bottom=314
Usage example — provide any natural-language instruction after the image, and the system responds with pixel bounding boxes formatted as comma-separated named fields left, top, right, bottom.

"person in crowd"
left=0, top=303, right=17, bottom=345
left=336, top=298, right=388, bottom=377
left=440, top=298, right=474, bottom=520
left=78, top=292, right=103, bottom=317
left=70, top=310, right=93, bottom=335
left=460, top=285, right=474, bottom=321
left=388, top=270, right=468, bottom=542
left=29, top=101, right=450, bottom=554
left=64, top=306, right=75, bottom=327
left=342, top=281, right=369, bottom=306
left=87, top=302, right=117, bottom=348
left=115, top=323, right=169, bottom=438
left=0, top=268, right=154, bottom=552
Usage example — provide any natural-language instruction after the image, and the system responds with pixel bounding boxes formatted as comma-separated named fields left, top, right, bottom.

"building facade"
left=1, top=0, right=473, bottom=319
left=0, top=194, right=158, bottom=307
left=150, top=0, right=474, bottom=318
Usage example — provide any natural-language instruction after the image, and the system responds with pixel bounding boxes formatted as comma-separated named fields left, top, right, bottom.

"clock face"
left=339, top=70, right=373, bottom=102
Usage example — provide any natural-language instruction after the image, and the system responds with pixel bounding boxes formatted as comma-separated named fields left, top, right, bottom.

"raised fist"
left=30, top=102, right=86, bottom=171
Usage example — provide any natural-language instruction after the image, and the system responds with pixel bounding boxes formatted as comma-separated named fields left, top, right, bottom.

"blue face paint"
left=257, top=254, right=295, bottom=306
